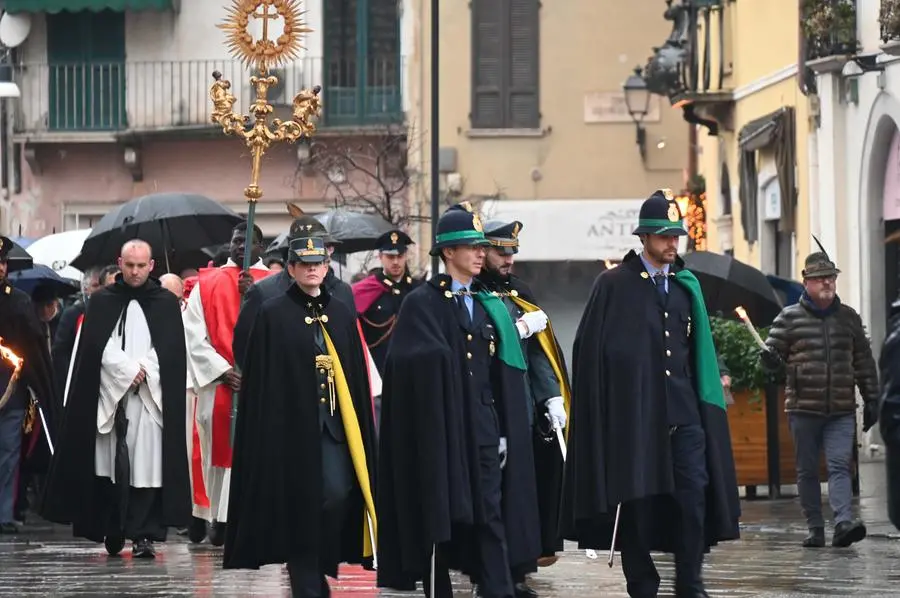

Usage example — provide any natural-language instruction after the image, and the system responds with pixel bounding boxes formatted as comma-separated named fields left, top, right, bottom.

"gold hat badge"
left=511, top=223, right=520, bottom=239
left=390, top=232, right=399, bottom=245
left=471, top=213, right=483, bottom=232
left=667, top=202, right=681, bottom=222
left=307, top=238, right=315, bottom=250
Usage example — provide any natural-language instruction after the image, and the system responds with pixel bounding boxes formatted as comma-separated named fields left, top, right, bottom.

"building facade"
left=807, top=0, right=900, bottom=357
left=0, top=0, right=411, bottom=241
left=403, top=0, right=691, bottom=273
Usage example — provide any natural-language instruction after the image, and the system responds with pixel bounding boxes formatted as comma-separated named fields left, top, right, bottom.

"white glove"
left=498, top=437, right=508, bottom=469
left=516, top=310, right=548, bottom=339
left=545, top=396, right=567, bottom=429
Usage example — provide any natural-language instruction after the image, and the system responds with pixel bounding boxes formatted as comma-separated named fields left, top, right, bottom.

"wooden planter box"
left=726, top=388, right=847, bottom=489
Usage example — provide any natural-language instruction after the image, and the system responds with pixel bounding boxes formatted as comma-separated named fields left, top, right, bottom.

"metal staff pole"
left=607, top=503, right=622, bottom=567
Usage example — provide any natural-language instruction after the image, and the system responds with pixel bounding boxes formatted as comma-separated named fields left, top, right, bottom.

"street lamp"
left=623, top=66, right=650, bottom=160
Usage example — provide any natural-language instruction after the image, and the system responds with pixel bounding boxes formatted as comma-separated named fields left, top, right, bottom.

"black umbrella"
left=70, top=193, right=244, bottom=272
left=5, top=238, right=34, bottom=273
left=314, top=209, right=393, bottom=254
left=682, top=251, right=783, bottom=327
left=8, top=264, right=79, bottom=297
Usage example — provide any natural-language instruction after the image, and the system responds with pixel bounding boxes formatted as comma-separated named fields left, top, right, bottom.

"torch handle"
left=243, top=202, right=257, bottom=272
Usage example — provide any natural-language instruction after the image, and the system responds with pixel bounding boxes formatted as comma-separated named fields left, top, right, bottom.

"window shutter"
left=472, top=0, right=505, bottom=128
left=507, top=0, right=539, bottom=128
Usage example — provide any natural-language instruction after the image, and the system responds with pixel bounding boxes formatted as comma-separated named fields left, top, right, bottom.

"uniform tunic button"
left=320, top=398, right=326, bottom=403
left=665, top=369, right=671, bottom=376
left=664, top=311, right=669, bottom=318
left=665, top=331, right=670, bottom=337
left=320, top=383, right=326, bottom=389
left=467, top=334, right=473, bottom=341
left=666, top=349, right=671, bottom=357
left=467, top=352, right=473, bottom=359
left=319, top=368, right=326, bottom=374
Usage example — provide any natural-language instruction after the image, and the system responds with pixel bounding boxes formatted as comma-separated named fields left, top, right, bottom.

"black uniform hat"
left=631, top=189, right=687, bottom=237
left=376, top=229, right=414, bottom=255
left=0, top=235, right=10, bottom=261
left=288, top=236, right=328, bottom=264
left=429, top=202, right=491, bottom=256
left=483, top=219, right=523, bottom=255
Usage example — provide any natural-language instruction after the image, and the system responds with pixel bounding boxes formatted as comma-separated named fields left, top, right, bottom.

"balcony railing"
left=803, top=0, right=858, bottom=61
left=12, top=57, right=404, bottom=137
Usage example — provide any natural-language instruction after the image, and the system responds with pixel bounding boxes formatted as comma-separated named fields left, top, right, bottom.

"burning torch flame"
left=733, top=306, right=768, bottom=350
left=0, top=336, right=23, bottom=411
left=604, top=260, right=618, bottom=270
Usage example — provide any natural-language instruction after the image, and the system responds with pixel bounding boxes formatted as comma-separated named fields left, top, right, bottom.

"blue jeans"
left=788, top=412, right=855, bottom=528
left=0, top=407, right=25, bottom=524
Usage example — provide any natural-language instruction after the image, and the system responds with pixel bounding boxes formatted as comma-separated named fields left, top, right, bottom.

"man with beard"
left=560, top=190, right=740, bottom=598
left=183, top=222, right=269, bottom=546
left=0, top=236, right=56, bottom=534
left=224, top=235, right=377, bottom=598
left=760, top=247, right=877, bottom=548
left=377, top=203, right=540, bottom=598
left=477, top=220, right=569, bottom=589
left=42, top=240, right=190, bottom=558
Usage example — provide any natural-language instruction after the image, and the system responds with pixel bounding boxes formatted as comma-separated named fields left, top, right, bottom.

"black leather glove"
left=759, top=347, right=781, bottom=370
left=864, top=401, right=880, bottom=433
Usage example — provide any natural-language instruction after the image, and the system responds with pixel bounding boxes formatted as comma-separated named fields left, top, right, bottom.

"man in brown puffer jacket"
left=761, top=250, right=879, bottom=549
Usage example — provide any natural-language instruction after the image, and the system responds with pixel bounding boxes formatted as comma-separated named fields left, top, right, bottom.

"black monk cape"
left=41, top=276, right=190, bottom=541
left=0, top=281, right=58, bottom=470
left=224, top=284, right=377, bottom=572
left=376, top=275, right=541, bottom=590
left=559, top=251, right=740, bottom=553
left=475, top=270, right=570, bottom=558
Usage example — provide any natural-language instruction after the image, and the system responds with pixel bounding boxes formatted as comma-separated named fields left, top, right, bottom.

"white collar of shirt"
left=450, top=279, right=471, bottom=293
left=225, top=257, right=267, bottom=270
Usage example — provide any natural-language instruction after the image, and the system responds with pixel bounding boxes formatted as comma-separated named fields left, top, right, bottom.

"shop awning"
left=4, top=0, right=173, bottom=13
left=738, top=107, right=786, bottom=152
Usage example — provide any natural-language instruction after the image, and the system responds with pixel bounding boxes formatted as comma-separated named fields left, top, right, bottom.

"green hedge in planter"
left=709, top=316, right=777, bottom=393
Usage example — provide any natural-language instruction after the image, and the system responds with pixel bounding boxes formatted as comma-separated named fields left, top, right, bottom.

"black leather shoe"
left=802, top=527, right=825, bottom=547
left=514, top=582, right=539, bottom=597
left=132, top=538, right=156, bottom=559
left=832, top=520, right=867, bottom=547
left=208, top=521, right=226, bottom=547
left=104, top=535, right=125, bottom=556
left=188, top=517, right=207, bottom=544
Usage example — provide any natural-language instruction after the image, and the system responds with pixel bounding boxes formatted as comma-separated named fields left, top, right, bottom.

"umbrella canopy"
left=766, top=274, right=804, bottom=308
left=27, top=229, right=92, bottom=282
left=4, top=238, right=33, bottom=273
left=11, top=235, right=36, bottom=249
left=266, top=232, right=289, bottom=255
left=70, top=193, right=243, bottom=272
left=682, top=251, right=783, bottom=327
left=314, top=209, right=393, bottom=254
left=8, top=264, right=80, bottom=298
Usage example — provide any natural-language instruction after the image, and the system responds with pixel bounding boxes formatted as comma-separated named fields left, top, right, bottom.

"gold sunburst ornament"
left=219, top=0, right=311, bottom=69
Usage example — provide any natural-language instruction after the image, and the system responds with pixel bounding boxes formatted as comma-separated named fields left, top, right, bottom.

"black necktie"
left=456, top=294, right=471, bottom=325
left=653, top=273, right=667, bottom=302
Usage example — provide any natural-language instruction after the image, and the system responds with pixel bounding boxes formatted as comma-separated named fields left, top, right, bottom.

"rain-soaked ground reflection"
left=3, top=462, right=900, bottom=596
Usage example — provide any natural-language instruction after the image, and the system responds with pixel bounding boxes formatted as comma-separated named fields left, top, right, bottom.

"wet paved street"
left=3, top=462, right=900, bottom=597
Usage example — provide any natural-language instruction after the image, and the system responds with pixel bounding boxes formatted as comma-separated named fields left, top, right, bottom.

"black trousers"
left=424, top=445, right=514, bottom=598
left=287, top=432, right=354, bottom=598
left=94, top=477, right=167, bottom=542
left=621, top=424, right=708, bottom=598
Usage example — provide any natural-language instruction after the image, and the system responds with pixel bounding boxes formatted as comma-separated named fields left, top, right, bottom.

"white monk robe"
left=95, top=300, right=164, bottom=488
left=183, top=258, right=267, bottom=523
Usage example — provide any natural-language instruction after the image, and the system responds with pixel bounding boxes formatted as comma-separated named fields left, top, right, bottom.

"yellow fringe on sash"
left=320, top=324, right=378, bottom=558
left=509, top=296, right=573, bottom=441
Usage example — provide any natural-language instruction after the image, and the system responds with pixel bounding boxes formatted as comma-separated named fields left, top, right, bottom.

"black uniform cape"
left=0, top=281, right=58, bottom=470
left=559, top=251, right=740, bottom=552
left=224, top=284, right=377, bottom=572
left=376, top=275, right=541, bottom=590
left=41, top=276, right=190, bottom=541
left=478, top=272, right=571, bottom=558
